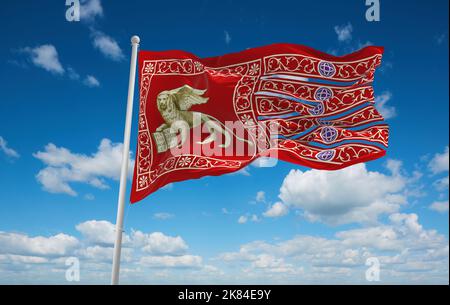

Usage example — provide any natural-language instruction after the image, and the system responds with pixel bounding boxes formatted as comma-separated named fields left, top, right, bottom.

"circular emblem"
left=315, top=87, right=333, bottom=101
left=309, top=102, right=324, bottom=115
left=316, top=150, right=335, bottom=161
left=320, top=126, right=338, bottom=143
left=318, top=61, right=336, bottom=78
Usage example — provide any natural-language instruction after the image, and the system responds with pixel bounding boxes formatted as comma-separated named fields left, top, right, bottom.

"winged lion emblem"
left=153, top=85, right=253, bottom=153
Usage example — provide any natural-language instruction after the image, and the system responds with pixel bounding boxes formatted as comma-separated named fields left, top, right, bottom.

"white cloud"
left=390, top=213, right=421, bottom=231
left=238, top=215, right=248, bottom=224
left=153, top=213, right=174, bottom=220
left=256, top=191, right=265, bottom=203
left=22, top=44, right=64, bottom=74
left=76, top=220, right=187, bottom=255
left=91, top=31, right=124, bottom=61
left=386, top=159, right=403, bottom=176
left=238, top=214, right=260, bottom=224
left=67, top=67, right=80, bottom=80
left=0, top=232, right=78, bottom=256
left=0, top=254, right=48, bottom=264
left=131, top=231, right=188, bottom=255
left=83, top=75, right=100, bottom=87
left=140, top=255, right=202, bottom=268
left=334, top=23, right=353, bottom=42
left=218, top=213, right=449, bottom=283
left=80, top=0, right=103, bottom=22
left=18, top=46, right=100, bottom=87
left=84, top=193, right=95, bottom=200
left=76, top=245, right=133, bottom=263
left=375, top=91, right=397, bottom=119
left=333, top=212, right=446, bottom=262
left=0, top=212, right=447, bottom=284
left=250, top=254, right=296, bottom=273
left=263, top=202, right=289, bottom=218
left=0, top=219, right=212, bottom=283
left=33, top=138, right=134, bottom=196
left=430, top=201, right=449, bottom=213
left=251, top=214, right=260, bottom=222
left=224, top=30, right=231, bottom=45
left=428, top=146, right=449, bottom=174
left=0, top=136, right=19, bottom=158
left=76, top=220, right=118, bottom=246
left=76, top=245, right=112, bottom=261
left=279, top=162, right=407, bottom=225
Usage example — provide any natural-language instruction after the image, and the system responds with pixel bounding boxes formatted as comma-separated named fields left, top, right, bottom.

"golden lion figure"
left=155, top=85, right=253, bottom=150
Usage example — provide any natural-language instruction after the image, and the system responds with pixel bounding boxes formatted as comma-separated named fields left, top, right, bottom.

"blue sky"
left=0, top=0, right=448, bottom=284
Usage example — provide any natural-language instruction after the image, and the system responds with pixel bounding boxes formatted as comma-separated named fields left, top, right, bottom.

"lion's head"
left=156, top=91, right=177, bottom=113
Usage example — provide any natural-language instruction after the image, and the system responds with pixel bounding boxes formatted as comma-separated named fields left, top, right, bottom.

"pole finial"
left=131, top=35, right=140, bottom=45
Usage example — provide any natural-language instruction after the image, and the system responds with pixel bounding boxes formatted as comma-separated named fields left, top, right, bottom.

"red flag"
left=130, top=43, right=388, bottom=203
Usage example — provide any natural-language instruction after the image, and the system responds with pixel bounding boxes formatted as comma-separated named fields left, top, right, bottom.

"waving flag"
left=130, top=43, right=388, bottom=203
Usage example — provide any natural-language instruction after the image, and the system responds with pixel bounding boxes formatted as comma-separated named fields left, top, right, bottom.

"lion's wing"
left=173, top=85, right=209, bottom=110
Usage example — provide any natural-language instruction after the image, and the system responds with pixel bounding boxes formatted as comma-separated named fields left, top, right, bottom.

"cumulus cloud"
left=0, top=232, right=78, bottom=257
left=334, top=23, right=353, bottom=42
left=256, top=191, right=265, bottom=203
left=67, top=67, right=80, bottom=80
left=238, top=215, right=248, bottom=224
left=0, top=213, right=447, bottom=284
left=83, top=75, right=100, bottom=87
left=338, top=214, right=425, bottom=251
left=251, top=215, right=260, bottom=222
left=375, top=91, right=397, bottom=119
left=75, top=245, right=133, bottom=263
left=76, top=245, right=111, bottom=261
left=22, top=44, right=64, bottom=74
left=0, top=136, right=19, bottom=158
left=279, top=162, right=407, bottom=225
left=140, top=255, right=202, bottom=268
left=0, top=254, right=48, bottom=264
left=218, top=213, right=449, bottom=283
left=91, top=30, right=124, bottom=61
left=132, top=231, right=188, bottom=255
left=18, top=45, right=100, bottom=87
left=238, top=214, right=259, bottom=224
left=428, top=146, right=449, bottom=174
left=250, top=254, right=297, bottom=274
left=80, top=0, right=103, bottom=22
left=0, top=219, right=208, bottom=283
left=430, top=201, right=449, bottom=213
left=263, top=202, right=289, bottom=218
left=84, top=193, right=95, bottom=200
left=75, top=220, right=188, bottom=255
left=33, top=138, right=134, bottom=196
left=76, top=220, right=119, bottom=246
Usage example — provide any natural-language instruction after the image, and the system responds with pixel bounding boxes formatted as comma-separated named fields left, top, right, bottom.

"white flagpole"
left=111, top=35, right=140, bottom=285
